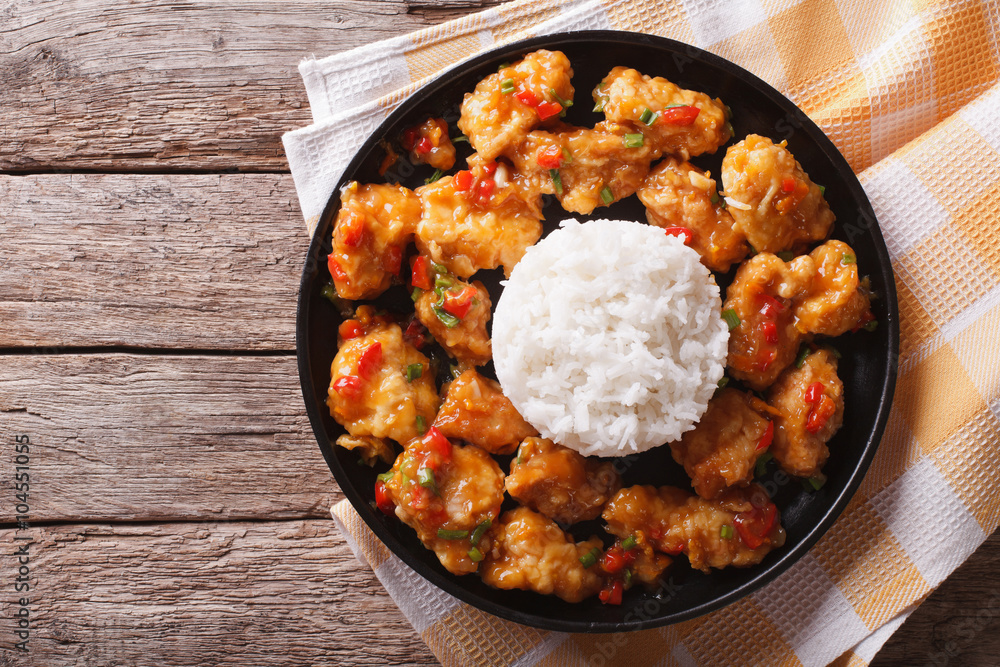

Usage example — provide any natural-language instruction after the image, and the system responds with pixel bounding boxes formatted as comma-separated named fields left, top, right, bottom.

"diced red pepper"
left=659, top=105, right=700, bottom=126
left=600, top=546, right=636, bottom=575
left=415, top=136, right=433, bottom=155
left=402, top=319, right=426, bottom=350
left=375, top=480, right=395, bottom=515
left=806, top=394, right=837, bottom=434
left=515, top=89, right=539, bottom=107
left=338, top=319, right=365, bottom=340
left=781, top=176, right=797, bottom=193
left=758, top=293, right=786, bottom=318
left=481, top=161, right=497, bottom=176
left=755, top=347, right=775, bottom=372
left=536, top=145, right=563, bottom=169
left=333, top=375, right=363, bottom=398
left=328, top=256, right=348, bottom=282
left=663, top=226, right=694, bottom=245
left=761, top=320, right=778, bottom=345
left=453, top=170, right=475, bottom=192
left=422, top=427, right=452, bottom=464
left=357, top=342, right=383, bottom=381
left=442, top=285, right=477, bottom=320
left=804, top=381, right=824, bottom=404
left=598, top=579, right=623, bottom=606
left=339, top=211, right=365, bottom=247
left=734, top=499, right=777, bottom=549
left=410, top=256, right=433, bottom=290
left=757, top=420, right=774, bottom=451
left=475, top=178, right=495, bottom=206
left=382, top=245, right=403, bottom=275
left=535, top=101, right=562, bottom=120
left=401, top=127, right=420, bottom=151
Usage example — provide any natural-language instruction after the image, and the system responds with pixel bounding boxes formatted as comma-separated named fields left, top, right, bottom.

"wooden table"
left=1, top=2, right=997, bottom=664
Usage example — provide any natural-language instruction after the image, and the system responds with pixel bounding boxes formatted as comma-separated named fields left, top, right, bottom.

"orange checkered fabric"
left=285, top=0, right=1000, bottom=664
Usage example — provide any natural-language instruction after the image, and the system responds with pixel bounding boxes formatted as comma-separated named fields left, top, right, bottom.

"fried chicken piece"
left=603, top=485, right=785, bottom=573
left=670, top=388, right=773, bottom=499
left=721, top=134, right=834, bottom=254
left=401, top=117, right=456, bottom=171
left=433, top=369, right=537, bottom=455
left=327, top=308, right=439, bottom=444
left=412, top=265, right=492, bottom=366
left=480, top=507, right=604, bottom=602
left=724, top=252, right=815, bottom=391
left=335, top=434, right=395, bottom=466
left=384, top=433, right=504, bottom=575
left=637, top=157, right=749, bottom=272
left=415, top=156, right=542, bottom=278
left=593, top=66, right=731, bottom=160
left=794, top=240, right=872, bottom=336
left=328, top=182, right=421, bottom=300
left=766, top=348, right=844, bottom=478
left=458, top=49, right=574, bottom=161
left=506, top=437, right=621, bottom=525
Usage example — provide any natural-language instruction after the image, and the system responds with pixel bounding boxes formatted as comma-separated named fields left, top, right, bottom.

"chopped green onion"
left=433, top=305, right=460, bottom=329
left=376, top=471, right=394, bottom=483
left=828, top=346, right=843, bottom=359
left=451, top=135, right=469, bottom=144
left=320, top=282, right=338, bottom=304
left=863, top=318, right=878, bottom=332
left=722, top=308, right=741, bottom=330
left=424, top=169, right=444, bottom=185
left=418, top=467, right=438, bottom=495
left=437, top=528, right=469, bottom=540
left=468, top=547, right=484, bottom=562
left=803, top=474, right=827, bottom=491
left=405, top=363, right=423, bottom=382
left=579, top=547, right=601, bottom=568
left=639, top=108, right=656, bottom=125
left=415, top=415, right=427, bottom=435
left=549, top=88, right=573, bottom=108
left=818, top=185, right=826, bottom=196
left=755, top=451, right=773, bottom=477
left=622, top=535, right=638, bottom=551
left=623, top=568, right=633, bottom=587
left=710, top=192, right=720, bottom=204
left=841, top=253, right=856, bottom=265
left=515, top=451, right=524, bottom=465
left=500, top=78, right=515, bottom=94
left=400, top=473, right=411, bottom=487
left=725, top=121, right=734, bottom=137
left=777, top=251, right=795, bottom=261
left=410, top=287, right=424, bottom=303
left=550, top=168, right=563, bottom=195
left=593, top=98, right=607, bottom=113
left=470, top=518, right=492, bottom=545
left=449, top=364, right=462, bottom=380
left=561, top=146, right=573, bottom=163
left=719, top=197, right=728, bottom=209
left=435, top=275, right=454, bottom=289
left=725, top=104, right=733, bottom=119
left=748, top=244, right=758, bottom=256
left=497, top=61, right=510, bottom=71
left=717, top=376, right=730, bottom=389
left=600, top=185, right=614, bottom=205
left=794, top=345, right=810, bottom=368
left=720, top=525, right=734, bottom=540
left=430, top=261, right=449, bottom=275
left=623, top=133, right=644, bottom=148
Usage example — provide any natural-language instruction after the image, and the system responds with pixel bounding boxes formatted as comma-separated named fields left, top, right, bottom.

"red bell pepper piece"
left=453, top=170, right=475, bottom=192
left=663, top=226, right=694, bottom=245
left=338, top=319, right=365, bottom=340
left=757, top=420, right=774, bottom=451
left=515, top=89, right=539, bottom=107
left=357, top=342, right=382, bottom=380
left=375, top=480, right=395, bottom=515
left=328, top=256, right=348, bottom=283
left=332, top=375, right=363, bottom=398
left=442, top=285, right=477, bottom=320
left=536, top=145, right=563, bottom=169
left=761, top=320, right=778, bottom=345
left=415, top=136, right=433, bottom=155
left=535, top=101, right=562, bottom=120
left=338, top=211, right=365, bottom=247
left=411, top=256, right=432, bottom=290
left=598, top=579, right=623, bottom=605
left=659, top=105, right=700, bottom=125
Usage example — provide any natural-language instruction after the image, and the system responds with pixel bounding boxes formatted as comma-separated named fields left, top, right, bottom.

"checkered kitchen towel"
left=285, top=0, right=1000, bottom=664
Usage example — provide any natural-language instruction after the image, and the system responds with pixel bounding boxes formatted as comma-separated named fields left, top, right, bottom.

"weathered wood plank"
left=0, top=520, right=438, bottom=665
left=0, top=353, right=339, bottom=522
left=0, top=173, right=308, bottom=350
left=0, top=0, right=502, bottom=172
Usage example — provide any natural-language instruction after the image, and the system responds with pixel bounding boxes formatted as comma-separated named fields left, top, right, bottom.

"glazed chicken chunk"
left=593, top=66, right=731, bottom=160
left=383, top=432, right=504, bottom=575
left=794, top=240, right=873, bottom=336
left=670, top=388, right=774, bottom=499
left=506, top=437, right=622, bottom=525
left=328, top=182, right=421, bottom=300
left=766, top=348, right=845, bottom=478
left=327, top=308, right=439, bottom=445
left=507, top=122, right=653, bottom=214
left=724, top=252, right=816, bottom=391
left=603, top=485, right=785, bottom=573
left=480, top=507, right=604, bottom=602
left=415, top=156, right=542, bottom=278
left=400, top=117, right=457, bottom=171
left=411, top=259, right=492, bottom=366
left=433, top=369, right=538, bottom=455
left=721, top=134, right=834, bottom=254
left=458, top=49, right=574, bottom=161
left=637, top=157, right=749, bottom=272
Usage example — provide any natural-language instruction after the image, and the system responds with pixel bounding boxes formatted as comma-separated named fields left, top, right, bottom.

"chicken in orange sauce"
left=506, top=437, right=621, bottom=525
left=766, top=348, right=844, bottom=479
left=411, top=257, right=492, bottom=366
left=637, top=157, right=749, bottom=272
left=458, top=49, right=574, bottom=161
left=603, top=484, right=785, bottom=573
left=328, top=182, right=421, bottom=300
left=669, top=388, right=774, bottom=499
left=723, top=252, right=816, bottom=391
left=593, top=66, right=731, bottom=160
left=381, top=430, right=505, bottom=575
left=400, top=117, right=457, bottom=171
left=433, top=369, right=538, bottom=455
left=414, top=156, right=542, bottom=278
left=794, top=240, right=873, bottom=336
left=335, top=434, right=395, bottom=466
left=721, top=134, right=834, bottom=254
left=480, top=507, right=604, bottom=602
left=327, top=307, right=439, bottom=445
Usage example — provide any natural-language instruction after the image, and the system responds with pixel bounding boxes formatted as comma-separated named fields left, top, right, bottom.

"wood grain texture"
left=0, top=521, right=438, bottom=666
left=0, top=353, right=339, bottom=523
left=0, top=174, right=308, bottom=350
left=0, top=0, right=502, bottom=173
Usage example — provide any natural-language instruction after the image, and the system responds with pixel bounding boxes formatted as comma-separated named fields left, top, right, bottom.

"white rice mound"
left=492, top=218, right=729, bottom=457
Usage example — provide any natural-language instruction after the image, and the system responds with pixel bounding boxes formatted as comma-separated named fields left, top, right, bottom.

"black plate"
left=296, top=30, right=899, bottom=633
